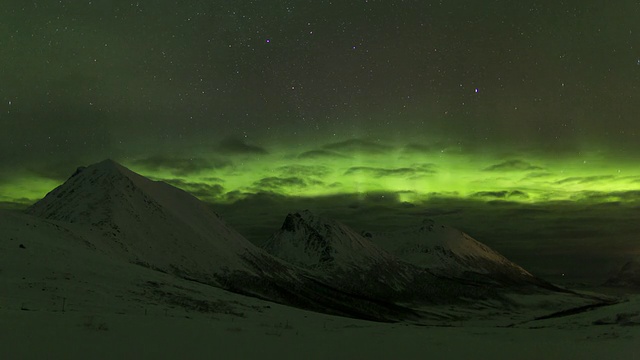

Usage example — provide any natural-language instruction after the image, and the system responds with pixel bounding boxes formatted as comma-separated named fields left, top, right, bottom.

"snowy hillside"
left=263, top=210, right=424, bottom=299
left=363, top=219, right=547, bottom=287
left=264, top=211, right=542, bottom=305
left=26, top=159, right=261, bottom=277
left=604, top=259, right=640, bottom=288
left=1, top=206, right=635, bottom=359
left=264, top=210, right=401, bottom=270
left=23, top=160, right=417, bottom=322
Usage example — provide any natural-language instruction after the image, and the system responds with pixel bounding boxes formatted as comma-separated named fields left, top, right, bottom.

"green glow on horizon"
left=0, top=176, right=61, bottom=206
left=3, top=144, right=640, bottom=207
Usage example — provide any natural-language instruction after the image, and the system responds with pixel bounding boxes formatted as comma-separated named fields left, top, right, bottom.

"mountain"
left=263, top=210, right=400, bottom=271
left=263, top=210, right=415, bottom=291
left=362, top=219, right=548, bottom=288
left=604, top=260, right=640, bottom=289
left=25, top=159, right=418, bottom=322
left=27, top=159, right=258, bottom=278
left=264, top=210, right=513, bottom=304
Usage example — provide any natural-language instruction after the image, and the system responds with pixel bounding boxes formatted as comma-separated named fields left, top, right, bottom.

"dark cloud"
left=555, top=175, right=616, bottom=185
left=483, top=160, right=544, bottom=172
left=250, top=176, right=323, bottom=192
left=472, top=190, right=529, bottom=199
left=569, top=190, right=640, bottom=203
left=322, top=139, right=392, bottom=154
left=344, top=164, right=436, bottom=178
left=508, top=190, right=529, bottom=199
left=131, top=156, right=230, bottom=176
left=22, top=161, right=81, bottom=181
left=401, top=143, right=439, bottom=154
left=297, top=150, right=349, bottom=160
left=216, top=137, right=268, bottom=155
left=275, top=165, right=332, bottom=178
left=162, top=179, right=225, bottom=199
left=472, top=191, right=508, bottom=199
left=522, top=172, right=553, bottom=179
left=203, top=176, right=226, bottom=183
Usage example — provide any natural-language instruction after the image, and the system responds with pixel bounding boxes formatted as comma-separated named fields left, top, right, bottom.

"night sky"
left=2, top=1, right=639, bottom=281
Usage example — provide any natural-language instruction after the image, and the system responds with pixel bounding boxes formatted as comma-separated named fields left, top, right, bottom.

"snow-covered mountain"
left=604, top=259, right=640, bottom=289
left=24, top=159, right=417, bottom=322
left=362, top=219, right=547, bottom=287
left=264, top=210, right=518, bottom=304
left=264, top=210, right=401, bottom=270
left=264, top=211, right=415, bottom=291
left=27, top=159, right=259, bottom=278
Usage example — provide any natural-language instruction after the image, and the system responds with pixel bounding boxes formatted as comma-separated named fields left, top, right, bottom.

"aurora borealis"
left=1, top=1, right=639, bottom=280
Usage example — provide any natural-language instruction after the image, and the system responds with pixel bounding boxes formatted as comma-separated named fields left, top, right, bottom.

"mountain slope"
left=264, top=210, right=400, bottom=270
left=26, top=159, right=256, bottom=279
left=362, top=219, right=548, bottom=287
left=264, top=211, right=513, bottom=304
left=604, top=259, right=640, bottom=288
left=24, top=159, right=417, bottom=322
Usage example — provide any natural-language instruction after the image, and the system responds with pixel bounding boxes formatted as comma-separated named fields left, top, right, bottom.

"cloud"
left=216, top=137, right=268, bottom=155
left=472, top=190, right=530, bottom=199
left=523, top=171, right=553, bottom=179
left=569, top=190, right=640, bottom=203
left=251, top=176, right=324, bottom=192
left=471, top=190, right=529, bottom=199
left=344, top=164, right=436, bottom=178
left=212, top=189, right=640, bottom=282
left=472, top=191, right=508, bottom=199
left=322, top=139, right=392, bottom=154
left=483, top=160, right=544, bottom=172
left=297, top=150, right=349, bottom=159
left=555, top=175, right=616, bottom=185
left=162, top=179, right=225, bottom=199
left=401, top=143, right=438, bottom=154
left=275, top=165, right=333, bottom=178
left=508, top=190, right=530, bottom=199
left=131, top=156, right=230, bottom=176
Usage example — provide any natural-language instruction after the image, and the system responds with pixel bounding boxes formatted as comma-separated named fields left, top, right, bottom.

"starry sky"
left=1, top=1, right=639, bottom=281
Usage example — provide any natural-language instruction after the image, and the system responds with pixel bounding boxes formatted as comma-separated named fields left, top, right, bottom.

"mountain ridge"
left=25, top=159, right=419, bottom=322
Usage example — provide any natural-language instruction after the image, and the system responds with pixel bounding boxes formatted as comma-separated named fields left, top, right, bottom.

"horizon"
left=2, top=2, right=639, bottom=285
left=2, top=157, right=637, bottom=284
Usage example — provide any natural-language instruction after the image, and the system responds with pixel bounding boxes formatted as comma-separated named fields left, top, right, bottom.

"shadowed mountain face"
left=604, top=260, right=640, bottom=289
left=263, top=210, right=562, bottom=305
left=25, top=159, right=418, bottom=322
left=362, top=219, right=559, bottom=289
left=264, top=210, right=430, bottom=301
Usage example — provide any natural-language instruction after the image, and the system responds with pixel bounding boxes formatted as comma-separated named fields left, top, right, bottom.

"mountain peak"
left=365, top=220, right=536, bottom=282
left=96, top=158, right=120, bottom=167
left=90, top=158, right=129, bottom=174
left=281, top=210, right=322, bottom=231
left=266, top=210, right=398, bottom=271
left=67, top=159, right=128, bottom=180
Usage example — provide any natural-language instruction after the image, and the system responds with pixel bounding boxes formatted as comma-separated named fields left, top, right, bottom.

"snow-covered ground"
left=2, top=208, right=638, bottom=359
left=2, top=160, right=637, bottom=359
left=2, top=290, right=638, bottom=359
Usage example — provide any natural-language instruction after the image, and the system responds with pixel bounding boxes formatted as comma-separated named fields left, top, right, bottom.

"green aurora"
left=3, top=138, right=639, bottom=207
left=1, top=1, right=639, bottom=280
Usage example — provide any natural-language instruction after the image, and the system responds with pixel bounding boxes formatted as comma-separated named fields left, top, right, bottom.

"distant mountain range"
left=17, top=159, right=598, bottom=321
left=263, top=210, right=560, bottom=305
left=362, top=219, right=558, bottom=289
